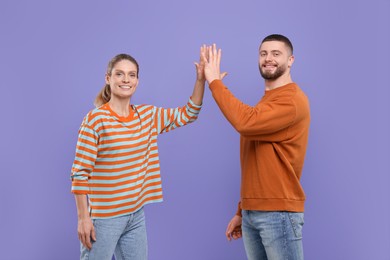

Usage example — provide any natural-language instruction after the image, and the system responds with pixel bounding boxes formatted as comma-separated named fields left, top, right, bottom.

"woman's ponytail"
left=94, top=84, right=111, bottom=107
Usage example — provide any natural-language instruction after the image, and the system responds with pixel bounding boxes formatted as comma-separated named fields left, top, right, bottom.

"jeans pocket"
left=288, top=212, right=304, bottom=238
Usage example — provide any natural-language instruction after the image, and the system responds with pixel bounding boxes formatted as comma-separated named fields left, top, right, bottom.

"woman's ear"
left=105, top=74, right=110, bottom=85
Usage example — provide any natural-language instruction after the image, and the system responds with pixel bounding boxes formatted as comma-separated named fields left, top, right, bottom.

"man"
left=202, top=34, right=310, bottom=260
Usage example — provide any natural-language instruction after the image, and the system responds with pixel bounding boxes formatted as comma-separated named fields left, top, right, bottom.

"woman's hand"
left=195, top=44, right=207, bottom=82
left=78, top=216, right=96, bottom=250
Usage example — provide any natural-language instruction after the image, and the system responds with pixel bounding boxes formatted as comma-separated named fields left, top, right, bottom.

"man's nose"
left=265, top=53, right=273, bottom=61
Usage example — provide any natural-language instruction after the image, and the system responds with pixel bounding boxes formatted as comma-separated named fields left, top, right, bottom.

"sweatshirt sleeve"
left=154, top=97, right=202, bottom=134
left=209, top=80, right=296, bottom=142
left=70, top=121, right=98, bottom=194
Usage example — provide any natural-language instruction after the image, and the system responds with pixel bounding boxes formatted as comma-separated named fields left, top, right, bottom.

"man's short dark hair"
left=261, top=34, right=293, bottom=54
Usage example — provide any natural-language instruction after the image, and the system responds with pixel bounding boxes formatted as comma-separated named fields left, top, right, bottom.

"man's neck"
left=264, top=74, right=293, bottom=91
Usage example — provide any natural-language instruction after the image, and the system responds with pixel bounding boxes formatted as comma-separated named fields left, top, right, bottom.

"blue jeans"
left=242, top=210, right=304, bottom=260
left=80, top=208, right=147, bottom=260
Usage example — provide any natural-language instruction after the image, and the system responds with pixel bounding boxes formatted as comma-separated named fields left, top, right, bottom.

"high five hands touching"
left=201, top=44, right=227, bottom=84
left=191, top=44, right=226, bottom=107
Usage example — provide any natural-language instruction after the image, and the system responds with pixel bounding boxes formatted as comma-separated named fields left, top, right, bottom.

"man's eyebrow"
left=260, top=50, right=282, bottom=53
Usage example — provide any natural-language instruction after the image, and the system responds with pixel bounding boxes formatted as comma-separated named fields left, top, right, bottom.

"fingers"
left=231, top=226, right=242, bottom=240
left=91, top=226, right=96, bottom=242
left=226, top=226, right=233, bottom=241
left=220, top=72, right=228, bottom=80
left=212, top=44, right=217, bottom=64
left=200, top=45, right=210, bottom=63
left=226, top=226, right=242, bottom=241
left=200, top=44, right=221, bottom=63
left=200, top=44, right=207, bottom=60
left=215, top=44, right=221, bottom=67
left=199, top=43, right=222, bottom=83
left=84, top=227, right=95, bottom=250
left=208, top=45, right=213, bottom=64
left=85, top=234, right=93, bottom=250
left=226, top=216, right=243, bottom=242
left=203, top=44, right=209, bottom=60
left=225, top=221, right=235, bottom=241
left=79, top=231, right=92, bottom=250
left=78, top=221, right=95, bottom=250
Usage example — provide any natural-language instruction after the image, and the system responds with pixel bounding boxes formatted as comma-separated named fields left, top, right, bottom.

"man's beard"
left=259, top=64, right=287, bottom=80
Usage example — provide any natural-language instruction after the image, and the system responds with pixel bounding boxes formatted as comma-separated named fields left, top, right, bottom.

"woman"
left=71, top=47, right=207, bottom=260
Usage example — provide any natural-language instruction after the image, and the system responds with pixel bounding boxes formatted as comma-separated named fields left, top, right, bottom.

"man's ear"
left=288, top=55, right=295, bottom=68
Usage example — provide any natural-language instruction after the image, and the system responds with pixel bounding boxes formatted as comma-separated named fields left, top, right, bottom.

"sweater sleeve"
left=154, top=97, right=202, bottom=134
left=70, top=121, right=98, bottom=195
left=210, top=80, right=296, bottom=142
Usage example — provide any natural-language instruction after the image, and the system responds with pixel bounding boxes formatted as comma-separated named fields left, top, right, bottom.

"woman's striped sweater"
left=71, top=98, right=201, bottom=219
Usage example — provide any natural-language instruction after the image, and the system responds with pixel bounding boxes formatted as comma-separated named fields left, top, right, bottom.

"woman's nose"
left=123, top=75, right=130, bottom=82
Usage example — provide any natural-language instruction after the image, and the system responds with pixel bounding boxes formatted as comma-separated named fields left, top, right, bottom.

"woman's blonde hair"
left=94, top=54, right=139, bottom=107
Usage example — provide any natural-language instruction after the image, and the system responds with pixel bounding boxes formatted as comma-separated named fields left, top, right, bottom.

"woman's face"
left=106, top=59, right=139, bottom=100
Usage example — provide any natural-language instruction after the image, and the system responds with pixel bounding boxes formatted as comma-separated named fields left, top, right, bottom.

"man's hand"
left=226, top=215, right=242, bottom=241
left=202, top=44, right=227, bottom=84
left=78, top=217, right=96, bottom=250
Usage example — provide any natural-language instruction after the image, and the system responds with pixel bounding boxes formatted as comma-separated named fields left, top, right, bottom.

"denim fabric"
left=80, top=208, right=147, bottom=260
left=242, top=210, right=304, bottom=260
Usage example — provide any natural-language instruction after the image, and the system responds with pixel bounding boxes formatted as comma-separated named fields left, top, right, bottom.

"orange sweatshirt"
left=209, top=80, right=310, bottom=213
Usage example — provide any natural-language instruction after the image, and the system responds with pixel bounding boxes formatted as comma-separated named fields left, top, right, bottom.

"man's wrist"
left=207, top=77, right=219, bottom=85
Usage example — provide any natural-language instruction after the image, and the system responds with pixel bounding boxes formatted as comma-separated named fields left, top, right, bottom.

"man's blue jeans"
left=80, top=208, right=147, bottom=260
left=242, top=210, right=304, bottom=260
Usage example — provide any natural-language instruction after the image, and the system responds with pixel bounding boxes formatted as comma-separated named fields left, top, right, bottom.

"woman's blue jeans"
left=242, top=210, right=304, bottom=260
left=80, top=208, right=147, bottom=260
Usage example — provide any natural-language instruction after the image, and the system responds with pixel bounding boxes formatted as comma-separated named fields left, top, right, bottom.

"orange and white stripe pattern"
left=71, top=98, right=201, bottom=218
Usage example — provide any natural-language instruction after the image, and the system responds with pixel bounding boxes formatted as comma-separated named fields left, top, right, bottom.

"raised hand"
left=202, top=44, right=227, bottom=84
left=194, top=44, right=207, bottom=82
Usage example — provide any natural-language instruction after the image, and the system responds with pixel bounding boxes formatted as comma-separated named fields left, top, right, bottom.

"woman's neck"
left=108, top=97, right=131, bottom=117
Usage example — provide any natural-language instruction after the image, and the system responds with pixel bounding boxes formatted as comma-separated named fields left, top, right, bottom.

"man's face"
left=258, top=41, right=294, bottom=80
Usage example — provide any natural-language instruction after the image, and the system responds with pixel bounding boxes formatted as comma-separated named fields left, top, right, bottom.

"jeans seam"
left=117, top=242, right=126, bottom=260
left=282, top=213, right=288, bottom=260
left=288, top=213, right=302, bottom=239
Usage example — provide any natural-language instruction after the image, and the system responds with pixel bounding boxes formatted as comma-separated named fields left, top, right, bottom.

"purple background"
left=1, top=0, right=389, bottom=259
